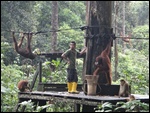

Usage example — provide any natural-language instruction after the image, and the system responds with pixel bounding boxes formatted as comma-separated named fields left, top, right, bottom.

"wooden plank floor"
left=18, top=91, right=149, bottom=106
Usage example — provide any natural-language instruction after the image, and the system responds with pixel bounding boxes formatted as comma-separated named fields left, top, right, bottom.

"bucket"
left=85, top=75, right=99, bottom=95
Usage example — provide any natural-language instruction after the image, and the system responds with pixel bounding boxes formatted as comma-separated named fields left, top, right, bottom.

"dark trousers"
left=67, top=68, right=78, bottom=82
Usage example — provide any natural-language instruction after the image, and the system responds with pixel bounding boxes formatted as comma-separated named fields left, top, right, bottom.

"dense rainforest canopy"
left=1, top=1, right=149, bottom=112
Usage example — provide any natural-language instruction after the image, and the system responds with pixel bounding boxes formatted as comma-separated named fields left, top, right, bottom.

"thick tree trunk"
left=84, top=1, right=112, bottom=84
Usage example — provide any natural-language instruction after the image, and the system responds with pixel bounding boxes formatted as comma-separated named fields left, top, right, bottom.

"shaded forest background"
left=1, top=1, right=149, bottom=112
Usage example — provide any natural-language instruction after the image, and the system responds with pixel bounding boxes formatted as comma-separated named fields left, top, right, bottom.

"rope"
left=116, top=37, right=149, bottom=40
left=2, top=26, right=149, bottom=40
left=2, top=26, right=86, bottom=35
left=2, top=25, right=110, bottom=35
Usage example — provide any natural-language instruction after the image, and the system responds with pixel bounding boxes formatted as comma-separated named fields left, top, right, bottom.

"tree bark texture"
left=85, top=1, right=112, bottom=84
left=51, top=1, right=58, bottom=52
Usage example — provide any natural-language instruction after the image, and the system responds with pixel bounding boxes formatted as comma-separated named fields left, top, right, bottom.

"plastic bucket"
left=85, top=75, right=99, bottom=95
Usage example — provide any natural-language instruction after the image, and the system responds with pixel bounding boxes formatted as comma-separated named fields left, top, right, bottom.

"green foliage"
left=130, top=1, right=149, bottom=25
left=57, top=23, right=85, bottom=51
left=47, top=101, right=74, bottom=112
left=95, top=101, right=149, bottom=112
left=125, top=1, right=149, bottom=29
left=95, top=102, right=115, bottom=112
left=112, top=47, right=149, bottom=94
left=58, top=1, right=86, bottom=26
left=41, top=59, right=66, bottom=83
left=17, top=100, right=52, bottom=112
left=1, top=40, right=17, bottom=65
left=1, top=1, right=149, bottom=112
left=17, top=100, right=74, bottom=112
left=1, top=56, right=39, bottom=112
left=1, top=1, right=86, bottom=64
left=132, top=25, right=149, bottom=55
left=1, top=58, right=22, bottom=112
left=41, top=58, right=83, bottom=84
left=1, top=1, right=38, bottom=35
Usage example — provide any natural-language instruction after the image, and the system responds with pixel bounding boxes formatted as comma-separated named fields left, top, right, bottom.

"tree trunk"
left=122, top=1, right=126, bottom=53
left=82, top=1, right=90, bottom=81
left=114, top=1, right=119, bottom=81
left=84, top=1, right=112, bottom=84
left=51, top=1, right=58, bottom=52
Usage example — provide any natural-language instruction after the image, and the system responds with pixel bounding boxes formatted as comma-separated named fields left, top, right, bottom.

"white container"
left=85, top=75, right=99, bottom=95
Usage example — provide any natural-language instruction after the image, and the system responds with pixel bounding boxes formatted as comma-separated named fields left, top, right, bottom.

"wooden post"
left=82, top=105, right=96, bottom=112
left=39, top=61, right=42, bottom=83
left=74, top=104, right=80, bottom=112
left=30, top=66, right=39, bottom=90
left=38, top=100, right=46, bottom=112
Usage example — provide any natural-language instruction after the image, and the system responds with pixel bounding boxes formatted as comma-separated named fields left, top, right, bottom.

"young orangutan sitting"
left=17, top=80, right=30, bottom=92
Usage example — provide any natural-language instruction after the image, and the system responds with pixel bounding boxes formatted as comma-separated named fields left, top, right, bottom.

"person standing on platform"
left=61, top=41, right=85, bottom=94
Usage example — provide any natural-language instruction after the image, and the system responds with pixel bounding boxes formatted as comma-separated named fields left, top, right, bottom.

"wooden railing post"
left=39, top=61, right=42, bottom=83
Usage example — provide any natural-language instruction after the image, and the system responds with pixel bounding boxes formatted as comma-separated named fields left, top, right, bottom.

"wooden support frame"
left=18, top=91, right=149, bottom=112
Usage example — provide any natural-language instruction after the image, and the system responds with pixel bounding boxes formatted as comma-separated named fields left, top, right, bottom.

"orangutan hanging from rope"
left=12, top=32, right=37, bottom=59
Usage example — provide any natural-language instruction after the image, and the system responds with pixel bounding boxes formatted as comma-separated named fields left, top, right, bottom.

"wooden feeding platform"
left=19, top=85, right=149, bottom=105
left=15, top=53, right=149, bottom=112
left=18, top=90, right=149, bottom=104
left=16, top=83, right=149, bottom=112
